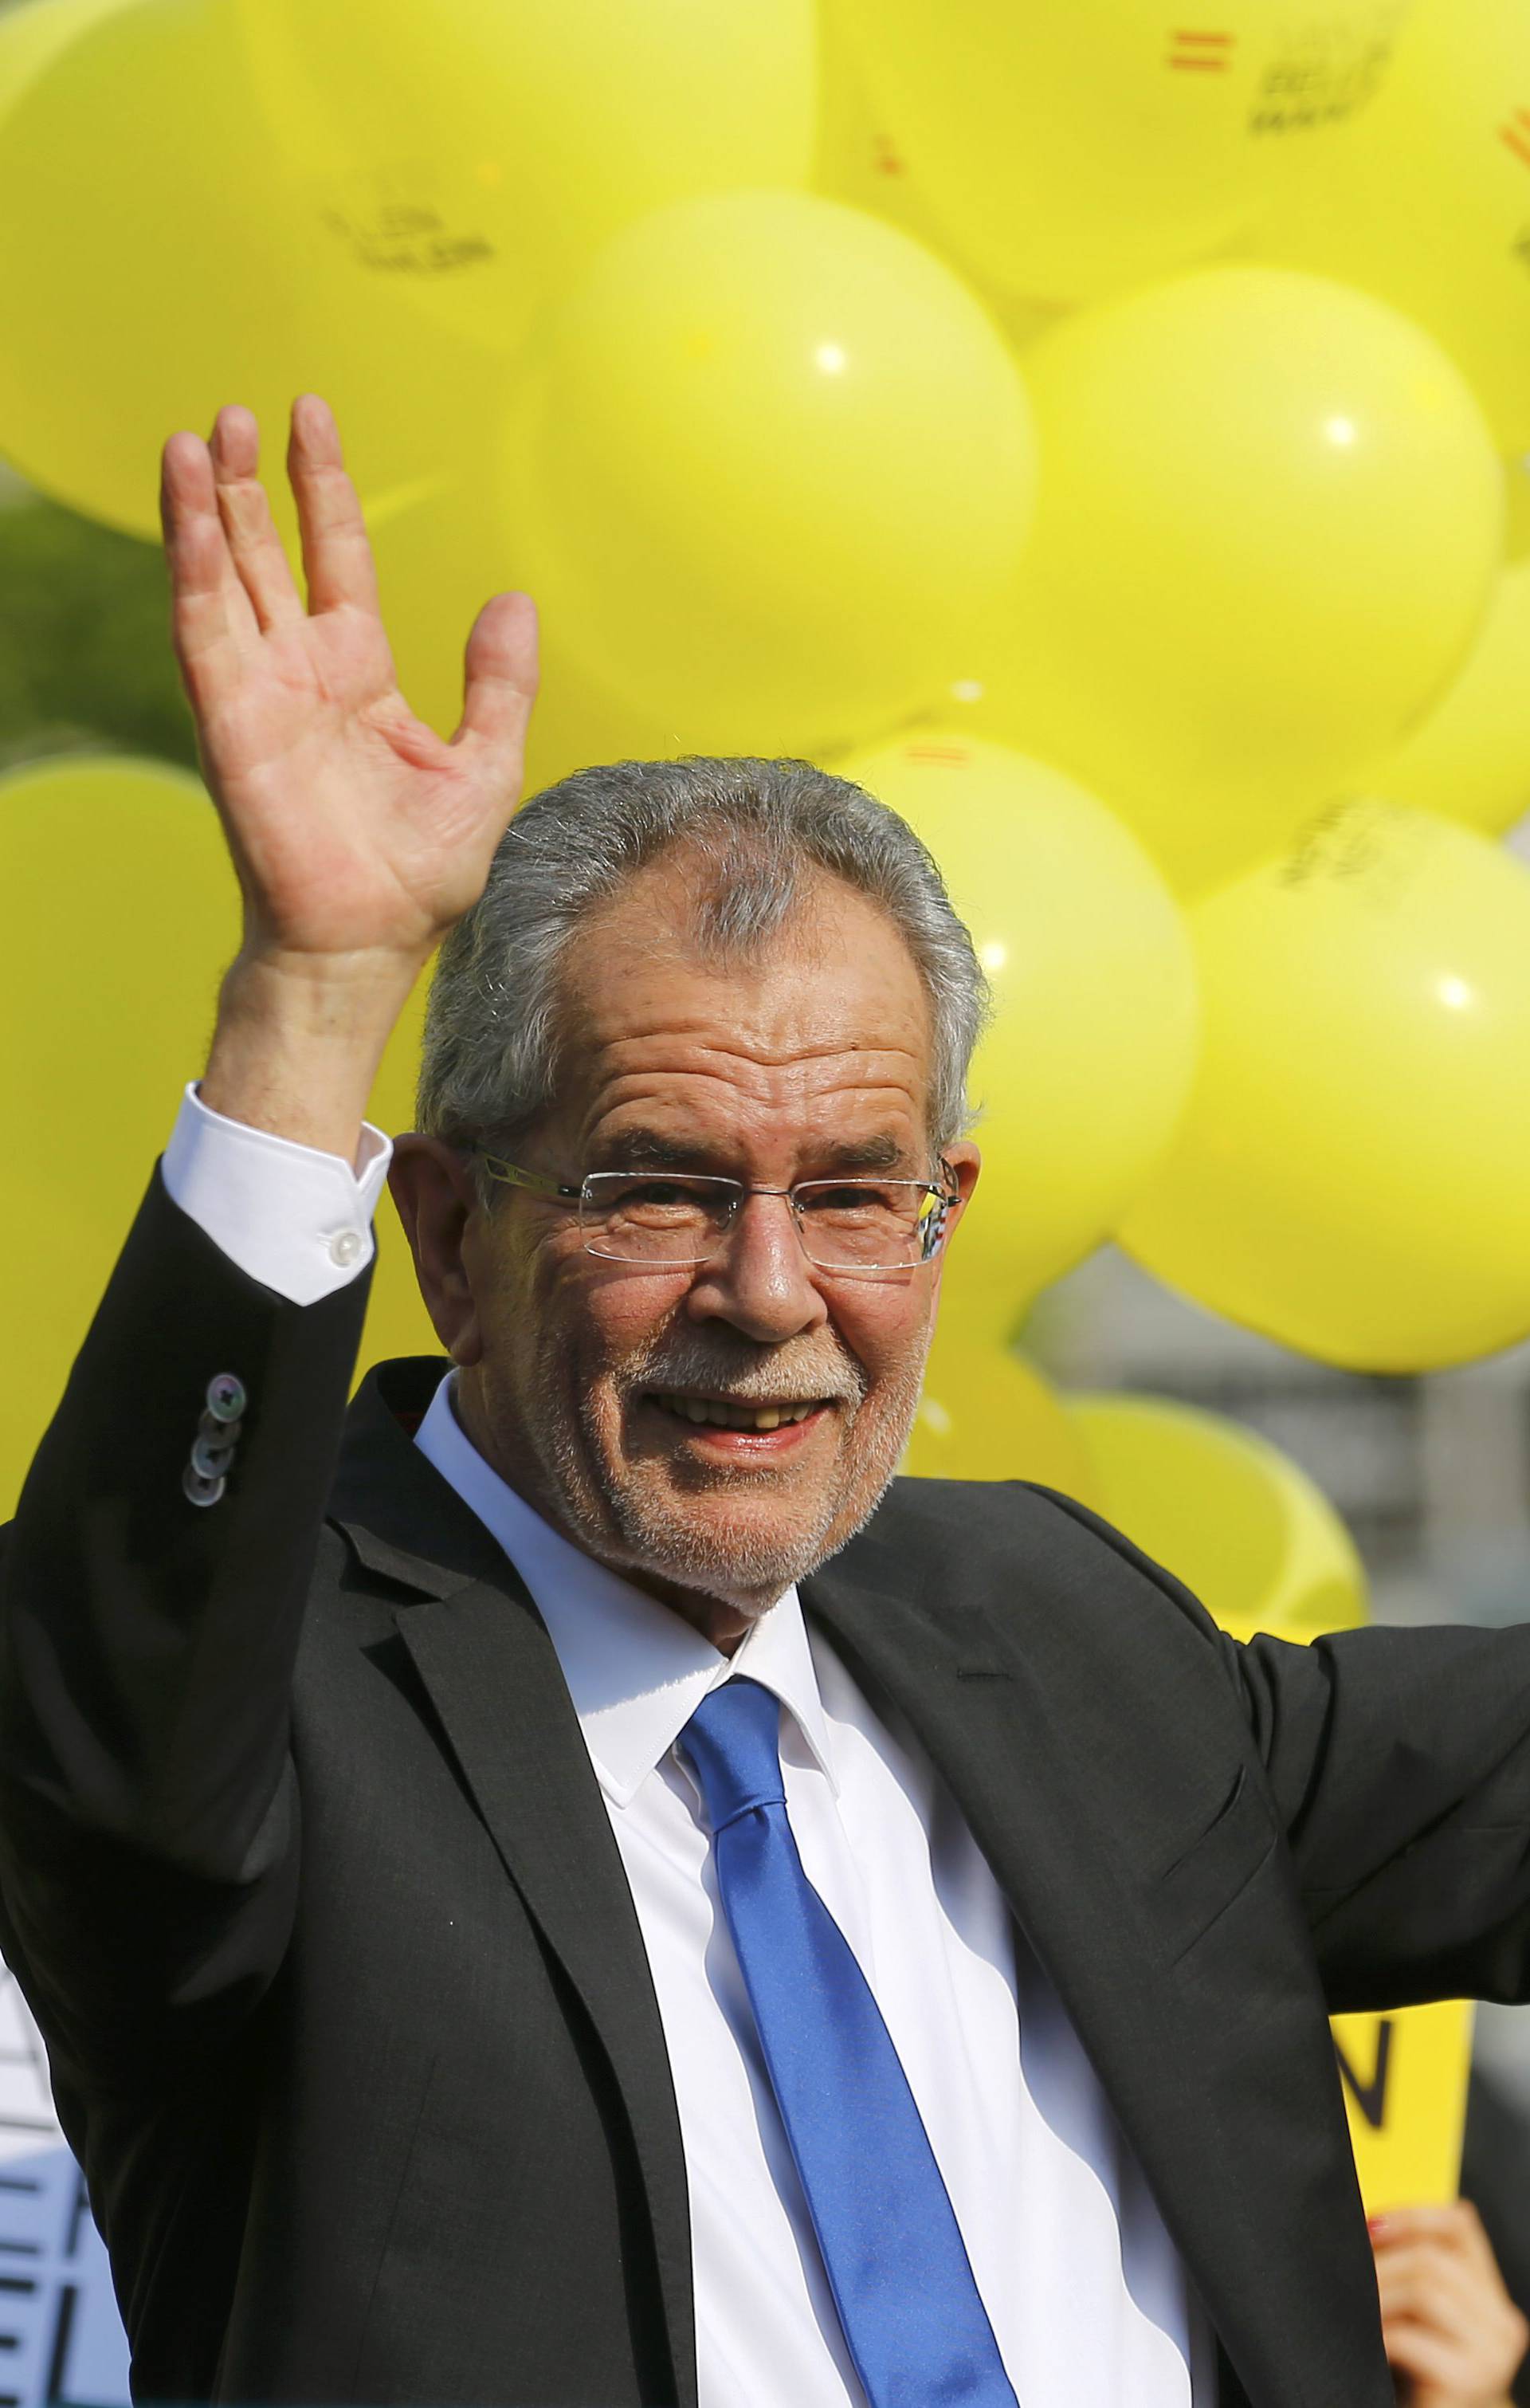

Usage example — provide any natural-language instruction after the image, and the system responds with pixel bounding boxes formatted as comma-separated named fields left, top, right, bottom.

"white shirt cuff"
left=161, top=1079, right=394, bottom=1306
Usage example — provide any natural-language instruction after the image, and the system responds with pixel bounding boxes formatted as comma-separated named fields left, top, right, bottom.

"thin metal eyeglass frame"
left=461, top=1148, right=961, bottom=1270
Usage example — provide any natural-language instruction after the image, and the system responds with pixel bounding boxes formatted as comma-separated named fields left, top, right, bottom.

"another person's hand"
left=1371, top=2202, right=1529, bottom=2408
left=159, top=395, right=539, bottom=980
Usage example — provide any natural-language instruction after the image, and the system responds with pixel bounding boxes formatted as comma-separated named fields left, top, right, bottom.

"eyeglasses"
left=463, top=1151, right=961, bottom=1271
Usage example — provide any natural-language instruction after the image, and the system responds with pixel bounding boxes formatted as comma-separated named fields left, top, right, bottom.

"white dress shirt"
left=161, top=1078, right=1218, bottom=2407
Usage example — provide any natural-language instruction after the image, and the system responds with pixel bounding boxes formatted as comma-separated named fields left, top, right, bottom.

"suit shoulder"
left=873, top=1471, right=1120, bottom=1548
left=869, top=1475, right=1225, bottom=1644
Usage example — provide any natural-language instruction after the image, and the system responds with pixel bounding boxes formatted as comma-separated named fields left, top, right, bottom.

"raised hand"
left=161, top=395, right=539, bottom=976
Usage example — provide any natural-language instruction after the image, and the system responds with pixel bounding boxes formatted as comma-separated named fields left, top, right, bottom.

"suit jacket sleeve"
left=0, top=1155, right=372, bottom=2111
left=1036, top=1485, right=1530, bottom=2013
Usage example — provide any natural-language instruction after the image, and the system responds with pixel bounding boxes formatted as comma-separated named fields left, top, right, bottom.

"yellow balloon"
left=1118, top=800, right=1530, bottom=1369
left=235, top=0, right=816, bottom=357
left=1374, top=560, right=1530, bottom=837
left=0, top=0, right=499, bottom=539
left=828, top=0, right=1418, bottom=308
left=500, top=192, right=1037, bottom=760
left=829, top=732, right=1198, bottom=1308
left=0, top=756, right=241, bottom=1514
left=0, top=0, right=129, bottom=87
left=810, top=5, right=1077, bottom=356
left=951, top=268, right=1501, bottom=898
left=368, top=477, right=688, bottom=786
left=1253, top=0, right=1530, bottom=454
left=904, top=1326, right=1100, bottom=1501
left=1068, top=1393, right=1367, bottom=1644
left=811, top=2, right=978, bottom=276
left=1508, top=457, right=1530, bottom=566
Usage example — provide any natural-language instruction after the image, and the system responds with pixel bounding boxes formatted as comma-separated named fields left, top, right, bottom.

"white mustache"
left=623, top=1346, right=865, bottom=1411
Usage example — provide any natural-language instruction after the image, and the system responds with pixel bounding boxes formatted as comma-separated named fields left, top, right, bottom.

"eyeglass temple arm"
left=473, top=1153, right=583, bottom=1204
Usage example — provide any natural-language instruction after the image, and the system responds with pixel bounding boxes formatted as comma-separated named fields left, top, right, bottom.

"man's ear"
left=927, top=1140, right=980, bottom=1323
left=386, top=1133, right=488, bottom=1365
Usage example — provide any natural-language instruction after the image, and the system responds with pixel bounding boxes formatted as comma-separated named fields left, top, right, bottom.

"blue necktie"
left=679, top=1674, right=1019, bottom=2408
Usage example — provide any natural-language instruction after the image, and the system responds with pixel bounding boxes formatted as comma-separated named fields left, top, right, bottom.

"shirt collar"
left=410, top=1367, right=840, bottom=1809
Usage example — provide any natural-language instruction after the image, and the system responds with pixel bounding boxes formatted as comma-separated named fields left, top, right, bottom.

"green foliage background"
left=0, top=469, right=198, bottom=775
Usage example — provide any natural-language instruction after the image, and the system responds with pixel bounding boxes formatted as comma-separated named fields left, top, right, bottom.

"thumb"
left=452, top=590, right=539, bottom=756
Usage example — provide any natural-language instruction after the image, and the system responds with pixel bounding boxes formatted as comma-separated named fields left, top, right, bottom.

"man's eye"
left=802, top=1185, right=896, bottom=1214
left=604, top=1178, right=721, bottom=1214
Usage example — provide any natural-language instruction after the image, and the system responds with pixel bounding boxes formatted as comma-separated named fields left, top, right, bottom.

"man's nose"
left=686, top=1192, right=828, bottom=1343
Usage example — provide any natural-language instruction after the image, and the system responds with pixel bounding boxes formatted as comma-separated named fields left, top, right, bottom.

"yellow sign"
left=1332, top=1998, right=1477, bottom=2217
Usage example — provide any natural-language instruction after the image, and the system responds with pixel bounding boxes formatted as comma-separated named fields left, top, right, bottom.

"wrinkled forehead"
left=550, top=865, right=936, bottom=1157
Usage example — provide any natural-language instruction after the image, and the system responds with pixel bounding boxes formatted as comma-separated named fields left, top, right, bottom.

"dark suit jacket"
left=3, top=1160, right=1530, bottom=2408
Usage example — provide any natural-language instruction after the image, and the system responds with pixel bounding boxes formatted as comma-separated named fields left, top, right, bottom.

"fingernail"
left=1368, top=2215, right=1391, bottom=2235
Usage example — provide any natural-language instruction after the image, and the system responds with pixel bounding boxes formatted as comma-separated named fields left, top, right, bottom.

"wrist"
left=222, top=942, right=430, bottom=1023
left=200, top=947, right=426, bottom=1161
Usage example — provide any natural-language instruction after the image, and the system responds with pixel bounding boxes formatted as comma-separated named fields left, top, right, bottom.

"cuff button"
left=182, top=1463, right=227, bottom=1509
left=328, top=1228, right=365, bottom=1267
left=205, top=1373, right=247, bottom=1423
left=190, top=1433, right=237, bottom=1479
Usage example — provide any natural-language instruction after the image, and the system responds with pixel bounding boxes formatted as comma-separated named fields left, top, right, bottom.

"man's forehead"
left=560, top=877, right=932, bottom=1065
left=551, top=878, right=934, bottom=1147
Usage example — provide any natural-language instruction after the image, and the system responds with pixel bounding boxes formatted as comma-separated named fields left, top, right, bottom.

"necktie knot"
left=679, top=1674, right=787, bottom=1834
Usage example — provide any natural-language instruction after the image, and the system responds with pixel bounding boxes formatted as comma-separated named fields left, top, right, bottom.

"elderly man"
left=3, top=399, right=1530, bottom=2408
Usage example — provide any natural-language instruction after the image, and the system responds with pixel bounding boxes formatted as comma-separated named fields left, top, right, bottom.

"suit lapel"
left=802, top=1532, right=1390, bottom=2408
left=328, top=1361, right=698, bottom=2408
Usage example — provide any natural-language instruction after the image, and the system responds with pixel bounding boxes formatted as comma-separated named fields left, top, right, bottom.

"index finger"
left=286, top=392, right=382, bottom=619
left=159, top=426, right=259, bottom=689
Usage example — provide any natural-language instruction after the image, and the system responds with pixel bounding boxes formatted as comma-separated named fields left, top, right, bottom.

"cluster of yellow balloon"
left=4, top=0, right=1528, bottom=1544
left=0, top=0, right=501, bottom=541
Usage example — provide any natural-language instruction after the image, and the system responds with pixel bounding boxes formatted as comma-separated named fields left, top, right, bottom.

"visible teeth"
left=653, top=1393, right=818, bottom=1431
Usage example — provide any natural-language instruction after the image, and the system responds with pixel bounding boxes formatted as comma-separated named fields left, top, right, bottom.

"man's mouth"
left=644, top=1391, right=831, bottom=1434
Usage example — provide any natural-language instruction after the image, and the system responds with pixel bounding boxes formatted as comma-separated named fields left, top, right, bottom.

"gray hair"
left=414, top=755, right=991, bottom=1212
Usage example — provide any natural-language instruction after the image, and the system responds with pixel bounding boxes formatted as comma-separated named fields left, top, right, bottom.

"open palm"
left=160, top=395, right=539, bottom=970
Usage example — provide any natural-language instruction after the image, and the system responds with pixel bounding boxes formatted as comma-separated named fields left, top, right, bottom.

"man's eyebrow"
left=590, top=1129, right=719, bottom=1172
left=808, top=1133, right=909, bottom=1174
left=590, top=1129, right=915, bottom=1174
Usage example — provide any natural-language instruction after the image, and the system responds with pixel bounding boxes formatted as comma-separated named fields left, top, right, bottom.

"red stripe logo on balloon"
left=1167, top=29, right=1234, bottom=70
